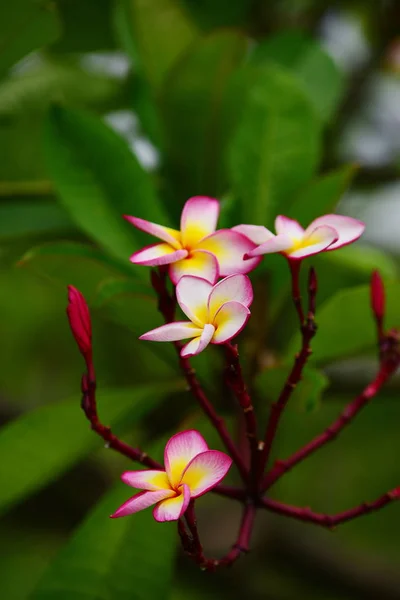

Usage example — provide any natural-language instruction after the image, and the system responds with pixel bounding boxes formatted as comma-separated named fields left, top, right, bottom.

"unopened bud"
left=370, top=270, right=385, bottom=322
left=66, top=285, right=92, bottom=358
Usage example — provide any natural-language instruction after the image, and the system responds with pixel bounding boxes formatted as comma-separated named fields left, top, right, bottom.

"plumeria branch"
left=258, top=266, right=318, bottom=479
left=260, top=487, right=400, bottom=528
left=151, top=268, right=249, bottom=484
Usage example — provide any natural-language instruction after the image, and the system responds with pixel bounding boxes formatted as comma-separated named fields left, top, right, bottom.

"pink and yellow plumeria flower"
left=111, top=430, right=232, bottom=522
left=234, top=214, right=365, bottom=261
left=124, top=196, right=260, bottom=284
left=140, top=274, right=253, bottom=357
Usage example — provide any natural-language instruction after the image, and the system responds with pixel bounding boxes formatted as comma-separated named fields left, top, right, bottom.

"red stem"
left=257, top=267, right=317, bottom=480
left=180, top=501, right=256, bottom=570
left=260, top=487, right=400, bottom=528
left=224, top=342, right=259, bottom=489
left=289, top=260, right=304, bottom=324
left=262, top=363, right=397, bottom=491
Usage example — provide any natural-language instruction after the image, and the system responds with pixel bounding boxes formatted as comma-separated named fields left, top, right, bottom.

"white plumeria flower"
left=111, top=430, right=232, bottom=522
left=140, top=274, right=253, bottom=357
left=234, top=214, right=365, bottom=261
left=124, top=196, right=260, bottom=284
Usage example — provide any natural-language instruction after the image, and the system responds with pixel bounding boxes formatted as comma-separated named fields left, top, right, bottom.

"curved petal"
left=121, top=470, right=171, bottom=491
left=212, top=301, right=250, bottom=344
left=208, top=274, right=253, bottom=322
left=288, top=225, right=338, bottom=259
left=110, top=489, right=174, bottom=518
left=176, top=276, right=212, bottom=326
left=180, top=324, right=215, bottom=358
left=169, top=250, right=218, bottom=285
left=275, top=215, right=304, bottom=240
left=130, top=243, right=188, bottom=267
left=180, top=196, right=220, bottom=248
left=305, top=214, right=365, bottom=250
left=153, top=483, right=191, bottom=522
left=244, top=234, right=293, bottom=258
left=139, top=321, right=202, bottom=342
left=124, top=215, right=182, bottom=249
left=232, top=224, right=275, bottom=245
left=197, top=229, right=261, bottom=275
left=164, top=430, right=209, bottom=488
left=181, top=450, right=232, bottom=498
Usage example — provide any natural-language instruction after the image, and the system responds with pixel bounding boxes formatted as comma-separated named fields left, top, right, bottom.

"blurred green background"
left=1, top=1, right=400, bottom=598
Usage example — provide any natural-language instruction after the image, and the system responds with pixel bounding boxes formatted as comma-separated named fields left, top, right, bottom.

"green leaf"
left=160, top=30, right=247, bottom=200
left=123, top=0, right=198, bottom=90
left=289, top=281, right=400, bottom=365
left=43, top=105, right=166, bottom=267
left=0, top=1, right=60, bottom=77
left=229, top=65, right=321, bottom=227
left=250, top=31, right=345, bottom=122
left=0, top=200, right=74, bottom=240
left=287, top=164, right=356, bottom=225
left=18, top=241, right=133, bottom=298
left=30, top=442, right=176, bottom=600
left=0, top=382, right=182, bottom=515
left=94, top=278, right=179, bottom=371
left=318, top=244, right=398, bottom=280
left=256, top=365, right=329, bottom=414
left=182, top=0, right=251, bottom=30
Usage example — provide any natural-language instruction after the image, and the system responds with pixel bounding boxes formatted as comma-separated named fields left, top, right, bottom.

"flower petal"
left=169, top=250, right=218, bottom=285
left=197, top=229, right=261, bottom=275
left=110, top=489, right=174, bottom=518
left=130, top=243, right=188, bottom=266
left=305, top=214, right=365, bottom=250
left=288, top=225, right=338, bottom=259
left=212, top=301, right=250, bottom=343
left=232, top=224, right=275, bottom=245
left=181, top=450, right=232, bottom=498
left=207, top=274, right=253, bottom=322
left=164, top=429, right=209, bottom=488
left=244, top=234, right=293, bottom=258
left=176, top=276, right=212, bottom=326
left=275, top=215, right=304, bottom=240
left=139, top=321, right=202, bottom=342
left=121, top=470, right=171, bottom=491
left=180, top=324, right=215, bottom=357
left=180, top=196, right=220, bottom=248
left=153, top=483, right=191, bottom=522
left=124, top=215, right=181, bottom=249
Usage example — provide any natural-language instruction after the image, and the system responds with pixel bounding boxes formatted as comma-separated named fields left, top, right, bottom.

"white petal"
left=164, top=430, right=209, bottom=488
left=275, top=215, right=304, bottom=240
left=245, top=234, right=293, bottom=258
left=212, top=301, right=250, bottom=343
left=180, top=324, right=215, bottom=357
left=110, top=489, right=174, bottom=518
left=130, top=243, right=188, bottom=266
left=121, top=470, right=170, bottom=491
left=197, top=229, right=261, bottom=275
left=232, top=224, right=275, bottom=245
left=305, top=214, right=365, bottom=250
left=180, top=196, right=220, bottom=247
left=153, top=484, right=191, bottom=522
left=207, top=274, right=253, bottom=322
left=124, top=216, right=181, bottom=249
left=169, top=250, right=219, bottom=284
left=181, top=450, right=232, bottom=498
left=176, top=276, right=212, bottom=326
left=139, top=321, right=202, bottom=342
left=288, top=225, right=338, bottom=259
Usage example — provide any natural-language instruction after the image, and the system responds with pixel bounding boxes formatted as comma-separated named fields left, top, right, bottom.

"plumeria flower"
left=111, top=430, right=232, bottom=522
left=233, top=214, right=365, bottom=261
left=124, top=196, right=260, bottom=284
left=140, top=274, right=253, bottom=357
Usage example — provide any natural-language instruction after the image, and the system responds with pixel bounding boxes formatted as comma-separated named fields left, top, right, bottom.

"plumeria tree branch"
left=260, top=487, right=400, bottom=528
left=258, top=267, right=318, bottom=479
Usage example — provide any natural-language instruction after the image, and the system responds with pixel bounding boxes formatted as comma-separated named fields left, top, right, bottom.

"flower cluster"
left=67, top=194, right=400, bottom=571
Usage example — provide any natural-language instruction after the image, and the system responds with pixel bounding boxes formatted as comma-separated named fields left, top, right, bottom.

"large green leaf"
left=43, top=105, right=166, bottom=267
left=0, top=1, right=60, bottom=77
left=160, top=30, right=247, bottom=201
left=250, top=31, right=344, bottom=123
left=30, top=442, right=176, bottom=600
left=229, top=65, right=321, bottom=227
left=288, top=282, right=400, bottom=365
left=182, top=0, right=251, bottom=30
left=18, top=242, right=133, bottom=298
left=0, top=200, right=74, bottom=240
left=0, top=382, right=182, bottom=515
left=287, top=165, right=356, bottom=225
left=123, top=0, right=198, bottom=90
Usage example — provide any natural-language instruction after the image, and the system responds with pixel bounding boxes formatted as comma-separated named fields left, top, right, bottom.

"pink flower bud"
left=370, top=271, right=385, bottom=322
left=66, top=286, right=92, bottom=358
